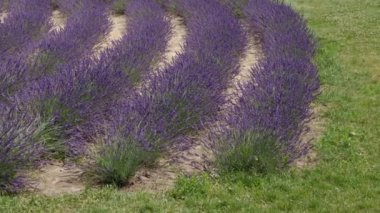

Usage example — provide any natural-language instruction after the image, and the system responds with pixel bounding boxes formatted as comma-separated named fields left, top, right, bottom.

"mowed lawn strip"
left=0, top=0, right=379, bottom=212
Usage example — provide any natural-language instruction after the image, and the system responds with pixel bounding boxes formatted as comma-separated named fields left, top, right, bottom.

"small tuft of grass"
left=111, top=0, right=127, bottom=15
left=88, top=137, right=158, bottom=187
left=216, top=132, right=287, bottom=174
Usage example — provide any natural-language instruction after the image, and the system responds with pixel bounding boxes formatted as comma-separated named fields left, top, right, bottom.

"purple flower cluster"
left=221, top=0, right=320, bottom=163
left=105, top=0, right=245, bottom=151
left=0, top=0, right=51, bottom=60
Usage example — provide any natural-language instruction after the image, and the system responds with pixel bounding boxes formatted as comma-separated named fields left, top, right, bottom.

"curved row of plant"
left=0, top=0, right=320, bottom=193
left=16, top=0, right=171, bottom=157
left=11, top=0, right=110, bottom=158
left=91, top=0, right=246, bottom=186
left=1, top=0, right=109, bottom=103
left=27, top=0, right=109, bottom=80
left=215, top=0, right=320, bottom=174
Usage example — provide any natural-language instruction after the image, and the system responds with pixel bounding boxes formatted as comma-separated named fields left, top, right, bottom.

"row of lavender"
left=2, top=0, right=110, bottom=166
left=0, top=0, right=171, bottom=192
left=1, top=0, right=109, bottom=103
left=90, top=0, right=247, bottom=185
left=215, top=0, right=319, bottom=172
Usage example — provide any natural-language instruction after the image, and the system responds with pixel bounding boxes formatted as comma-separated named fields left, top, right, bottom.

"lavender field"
left=0, top=0, right=321, bottom=196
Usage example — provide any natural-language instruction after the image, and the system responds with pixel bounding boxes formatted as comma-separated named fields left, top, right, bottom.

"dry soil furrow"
left=136, top=15, right=187, bottom=92
left=294, top=104, right=326, bottom=168
left=50, top=10, right=66, bottom=32
left=92, top=14, right=127, bottom=58
left=155, top=15, right=186, bottom=71
left=0, top=11, right=7, bottom=23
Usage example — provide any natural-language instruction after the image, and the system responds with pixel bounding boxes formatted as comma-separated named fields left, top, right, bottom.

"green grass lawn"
left=1, top=0, right=379, bottom=212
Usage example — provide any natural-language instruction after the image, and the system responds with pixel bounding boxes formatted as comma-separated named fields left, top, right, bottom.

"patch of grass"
left=88, top=137, right=158, bottom=187
left=216, top=132, right=286, bottom=174
left=170, top=175, right=212, bottom=200
left=0, top=0, right=379, bottom=211
left=111, top=0, right=127, bottom=15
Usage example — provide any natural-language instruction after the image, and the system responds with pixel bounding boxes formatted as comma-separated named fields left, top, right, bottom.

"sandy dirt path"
left=0, top=11, right=7, bottom=23
left=92, top=14, right=127, bottom=58
left=294, top=105, right=326, bottom=168
left=155, top=15, right=186, bottom=70
left=127, top=31, right=261, bottom=192
left=29, top=162, right=85, bottom=196
left=49, top=10, right=66, bottom=32
left=136, top=15, right=187, bottom=92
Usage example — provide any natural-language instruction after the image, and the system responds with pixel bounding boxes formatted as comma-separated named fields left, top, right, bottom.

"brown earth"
left=29, top=161, right=85, bottom=196
left=155, top=15, right=187, bottom=71
left=49, top=10, right=66, bottom=32
left=294, top=104, right=326, bottom=168
left=92, top=14, right=127, bottom=58
left=0, top=11, right=7, bottom=23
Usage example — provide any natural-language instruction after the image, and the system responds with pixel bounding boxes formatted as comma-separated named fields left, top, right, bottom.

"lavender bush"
left=84, top=0, right=172, bottom=183
left=215, top=0, right=320, bottom=173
